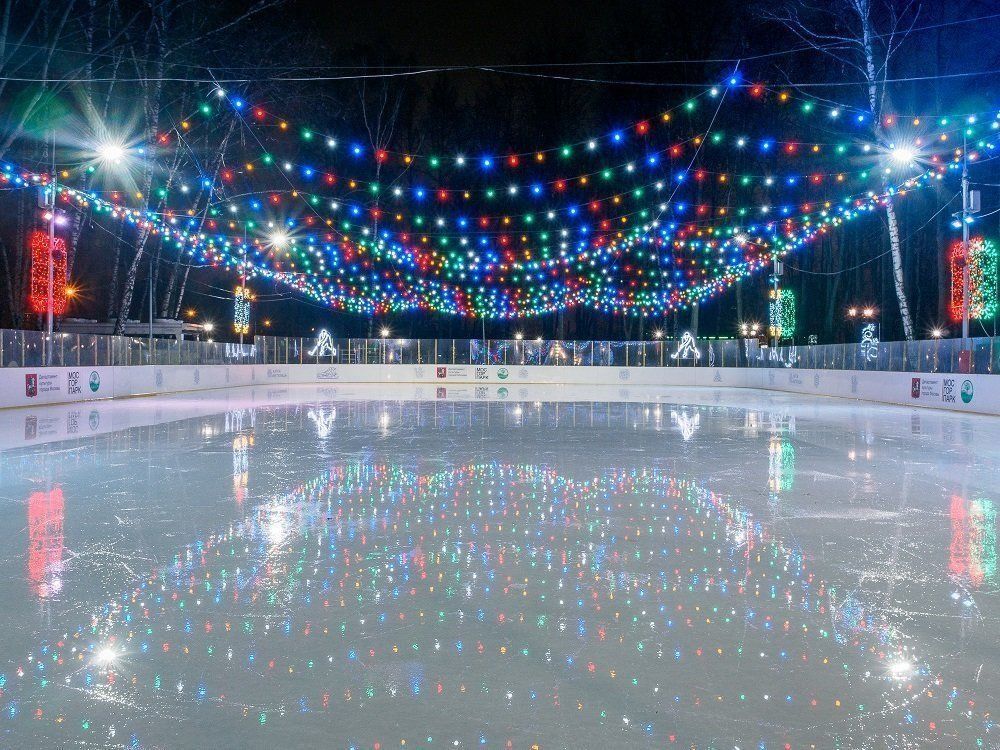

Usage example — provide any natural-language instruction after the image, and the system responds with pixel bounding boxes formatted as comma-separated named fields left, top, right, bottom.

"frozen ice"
left=0, top=383, right=998, bottom=748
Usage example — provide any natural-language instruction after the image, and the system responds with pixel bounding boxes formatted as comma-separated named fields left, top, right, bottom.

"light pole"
left=148, top=247, right=154, bottom=359
left=46, top=130, right=56, bottom=365
left=239, top=228, right=248, bottom=346
left=961, top=139, right=970, bottom=341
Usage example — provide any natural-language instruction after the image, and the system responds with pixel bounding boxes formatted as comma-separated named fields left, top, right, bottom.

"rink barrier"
left=5, top=329, right=1000, bottom=375
left=0, top=363, right=997, bottom=415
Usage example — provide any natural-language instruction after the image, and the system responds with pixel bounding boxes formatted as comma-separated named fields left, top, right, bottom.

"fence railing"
left=1, top=328, right=997, bottom=375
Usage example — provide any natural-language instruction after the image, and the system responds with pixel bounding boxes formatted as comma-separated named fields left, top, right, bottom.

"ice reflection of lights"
left=669, top=408, right=700, bottom=440
left=950, top=494, right=997, bottom=588
left=92, top=645, right=121, bottom=670
left=27, top=487, right=65, bottom=599
left=5, top=462, right=991, bottom=747
left=232, top=432, right=253, bottom=504
left=889, top=659, right=914, bottom=681
left=768, top=437, right=795, bottom=493
left=262, top=504, right=290, bottom=547
left=307, top=407, right=337, bottom=438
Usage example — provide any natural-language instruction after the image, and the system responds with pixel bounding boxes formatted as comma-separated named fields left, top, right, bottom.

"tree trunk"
left=106, top=224, right=124, bottom=321
left=172, top=263, right=193, bottom=320
left=114, top=226, right=151, bottom=334
left=885, top=197, right=914, bottom=339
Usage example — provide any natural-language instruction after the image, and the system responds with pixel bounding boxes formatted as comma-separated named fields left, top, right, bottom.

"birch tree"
left=768, top=0, right=919, bottom=339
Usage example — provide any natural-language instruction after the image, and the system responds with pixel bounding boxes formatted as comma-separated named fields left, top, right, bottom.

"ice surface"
left=0, top=383, right=998, bottom=749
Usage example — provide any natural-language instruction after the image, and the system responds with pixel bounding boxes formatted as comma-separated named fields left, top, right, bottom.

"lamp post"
left=953, top=135, right=981, bottom=341
left=148, top=244, right=154, bottom=359
left=46, top=130, right=56, bottom=365
left=961, top=141, right=970, bottom=341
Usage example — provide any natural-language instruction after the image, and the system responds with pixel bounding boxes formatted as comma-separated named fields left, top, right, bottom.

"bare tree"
left=358, top=76, right=402, bottom=337
left=767, top=0, right=919, bottom=339
left=109, top=0, right=283, bottom=334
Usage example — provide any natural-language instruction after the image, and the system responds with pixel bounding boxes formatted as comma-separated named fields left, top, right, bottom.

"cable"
left=4, top=65, right=1000, bottom=87
left=10, top=9, right=1000, bottom=73
left=478, top=65, right=1000, bottom=89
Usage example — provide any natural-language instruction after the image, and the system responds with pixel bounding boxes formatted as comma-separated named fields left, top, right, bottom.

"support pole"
left=46, top=130, right=55, bottom=365
left=961, top=141, right=970, bottom=341
left=771, top=256, right=781, bottom=347
left=148, top=249, right=154, bottom=359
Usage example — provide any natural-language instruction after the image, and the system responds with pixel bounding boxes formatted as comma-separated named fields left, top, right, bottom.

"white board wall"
left=0, top=362, right=996, bottom=415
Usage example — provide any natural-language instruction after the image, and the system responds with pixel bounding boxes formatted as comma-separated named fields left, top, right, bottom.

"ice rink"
left=0, top=383, right=998, bottom=748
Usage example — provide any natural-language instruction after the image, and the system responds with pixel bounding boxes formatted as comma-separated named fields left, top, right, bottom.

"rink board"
left=0, top=363, right=996, bottom=415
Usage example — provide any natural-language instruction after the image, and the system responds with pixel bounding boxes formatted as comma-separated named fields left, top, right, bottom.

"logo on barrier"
left=317, top=367, right=339, bottom=381
left=497, top=367, right=509, bottom=380
left=475, top=367, right=488, bottom=380
left=25, top=374, right=38, bottom=398
left=942, top=378, right=957, bottom=403
left=89, top=371, right=101, bottom=392
left=67, top=370, right=82, bottom=395
left=436, top=366, right=447, bottom=379
left=911, top=378, right=921, bottom=399
left=618, top=369, right=630, bottom=381
left=961, top=379, right=974, bottom=404
left=413, top=366, right=425, bottom=379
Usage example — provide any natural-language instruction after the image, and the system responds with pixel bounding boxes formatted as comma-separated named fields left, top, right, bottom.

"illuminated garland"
left=203, top=82, right=997, bottom=171
left=949, top=236, right=998, bottom=321
left=28, top=229, right=68, bottom=316
left=768, top=287, right=796, bottom=339
left=233, top=285, right=252, bottom=334
left=4, top=129, right=995, bottom=319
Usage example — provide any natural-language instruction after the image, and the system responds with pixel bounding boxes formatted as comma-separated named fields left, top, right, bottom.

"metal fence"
left=1, top=328, right=998, bottom=375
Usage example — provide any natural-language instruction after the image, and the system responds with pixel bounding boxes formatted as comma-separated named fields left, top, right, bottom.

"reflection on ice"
left=0, top=386, right=996, bottom=747
left=27, top=487, right=65, bottom=600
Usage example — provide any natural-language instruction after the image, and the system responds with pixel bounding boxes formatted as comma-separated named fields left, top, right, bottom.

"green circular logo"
left=89, top=371, right=101, bottom=392
left=497, top=367, right=509, bottom=380
left=961, top=379, right=974, bottom=404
